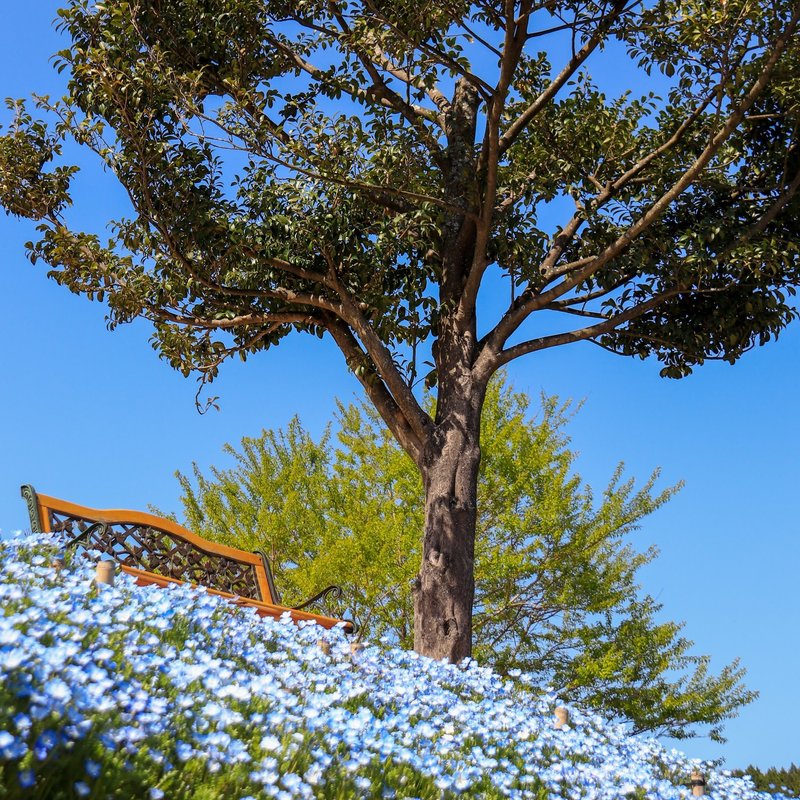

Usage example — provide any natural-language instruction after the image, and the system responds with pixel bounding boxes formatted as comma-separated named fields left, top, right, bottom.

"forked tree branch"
left=494, top=286, right=686, bottom=366
left=323, top=256, right=433, bottom=443
left=476, top=6, right=800, bottom=377
left=498, top=0, right=628, bottom=155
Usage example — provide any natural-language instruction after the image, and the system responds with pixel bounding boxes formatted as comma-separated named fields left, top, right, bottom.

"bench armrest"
left=291, top=585, right=343, bottom=612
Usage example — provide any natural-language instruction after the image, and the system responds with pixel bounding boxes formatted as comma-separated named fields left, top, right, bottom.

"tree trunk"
left=412, top=76, right=484, bottom=662
left=413, top=380, right=483, bottom=662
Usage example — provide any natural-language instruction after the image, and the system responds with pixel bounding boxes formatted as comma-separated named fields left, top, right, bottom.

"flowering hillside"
left=0, top=533, right=778, bottom=799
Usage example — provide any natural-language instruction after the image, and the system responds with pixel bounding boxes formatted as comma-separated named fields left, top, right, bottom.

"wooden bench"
left=21, top=484, right=353, bottom=632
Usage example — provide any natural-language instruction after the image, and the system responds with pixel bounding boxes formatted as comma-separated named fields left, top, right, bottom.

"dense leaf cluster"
left=1, top=0, right=798, bottom=390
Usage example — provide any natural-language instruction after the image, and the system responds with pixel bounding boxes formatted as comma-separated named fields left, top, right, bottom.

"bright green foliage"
left=732, top=764, right=800, bottom=797
left=173, top=408, right=423, bottom=642
left=172, top=375, right=755, bottom=741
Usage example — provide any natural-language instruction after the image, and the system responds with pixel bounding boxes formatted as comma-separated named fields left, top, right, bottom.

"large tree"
left=1, top=0, right=799, bottom=660
left=168, top=375, right=755, bottom=742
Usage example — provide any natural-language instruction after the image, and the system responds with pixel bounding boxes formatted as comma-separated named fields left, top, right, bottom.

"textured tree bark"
left=413, top=372, right=484, bottom=662
left=412, top=75, right=485, bottom=662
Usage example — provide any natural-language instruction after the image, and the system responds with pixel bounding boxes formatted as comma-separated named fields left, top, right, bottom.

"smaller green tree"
left=732, top=764, right=800, bottom=796
left=171, top=375, right=754, bottom=741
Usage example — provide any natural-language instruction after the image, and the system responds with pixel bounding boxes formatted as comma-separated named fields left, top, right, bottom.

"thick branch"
left=461, top=0, right=532, bottom=317
left=494, top=286, right=685, bottom=366
left=324, top=256, right=432, bottom=442
left=325, top=318, right=424, bottom=465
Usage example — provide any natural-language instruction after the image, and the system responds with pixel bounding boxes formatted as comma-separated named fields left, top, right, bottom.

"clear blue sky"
left=1, top=2, right=797, bottom=771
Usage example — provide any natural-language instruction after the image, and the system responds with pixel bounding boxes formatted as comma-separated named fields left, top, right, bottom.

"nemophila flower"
left=18, top=768, right=36, bottom=788
left=0, top=534, right=789, bottom=800
left=33, top=730, right=60, bottom=760
left=85, top=758, right=102, bottom=778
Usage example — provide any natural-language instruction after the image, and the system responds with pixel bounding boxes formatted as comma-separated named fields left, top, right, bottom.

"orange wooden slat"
left=120, top=565, right=352, bottom=631
left=33, top=488, right=352, bottom=632
left=254, top=566, right=274, bottom=605
left=36, top=492, right=263, bottom=567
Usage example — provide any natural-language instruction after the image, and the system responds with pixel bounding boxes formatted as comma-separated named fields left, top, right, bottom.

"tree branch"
left=498, top=0, right=628, bottom=155
left=264, top=28, right=445, bottom=163
left=476, top=8, right=800, bottom=375
left=360, top=0, right=495, bottom=99
left=494, top=287, right=686, bottom=367
left=323, top=251, right=433, bottom=443
left=461, top=0, right=533, bottom=317
left=145, top=308, right=320, bottom=331
left=325, top=317, right=424, bottom=466
left=716, top=164, right=800, bottom=262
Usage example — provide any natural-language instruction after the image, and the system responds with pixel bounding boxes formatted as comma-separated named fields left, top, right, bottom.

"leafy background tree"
left=1, top=0, right=799, bottom=660
left=168, top=374, right=754, bottom=742
left=731, top=764, right=800, bottom=797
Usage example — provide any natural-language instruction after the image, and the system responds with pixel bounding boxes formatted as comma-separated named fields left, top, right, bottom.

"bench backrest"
left=21, top=484, right=281, bottom=605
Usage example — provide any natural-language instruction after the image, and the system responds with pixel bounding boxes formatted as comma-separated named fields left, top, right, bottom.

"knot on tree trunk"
left=449, top=496, right=476, bottom=510
left=426, top=548, right=449, bottom=572
left=439, top=617, right=459, bottom=640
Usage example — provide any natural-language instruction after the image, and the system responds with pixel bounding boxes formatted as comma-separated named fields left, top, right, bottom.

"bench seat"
left=21, top=484, right=352, bottom=632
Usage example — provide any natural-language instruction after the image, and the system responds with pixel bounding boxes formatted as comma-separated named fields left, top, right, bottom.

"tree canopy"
left=2, top=0, right=799, bottom=659
left=169, top=375, right=754, bottom=742
left=732, top=765, right=800, bottom=797
left=1, top=0, right=797, bottom=390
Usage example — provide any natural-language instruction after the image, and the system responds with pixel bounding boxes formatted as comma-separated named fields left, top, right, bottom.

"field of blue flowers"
left=0, top=532, right=781, bottom=799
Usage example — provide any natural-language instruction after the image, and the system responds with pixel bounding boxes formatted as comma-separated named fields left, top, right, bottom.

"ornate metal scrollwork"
left=252, top=552, right=353, bottom=624
left=46, top=510, right=262, bottom=599
left=63, top=520, right=109, bottom=550
left=20, top=484, right=43, bottom=534
left=292, top=584, right=343, bottom=611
